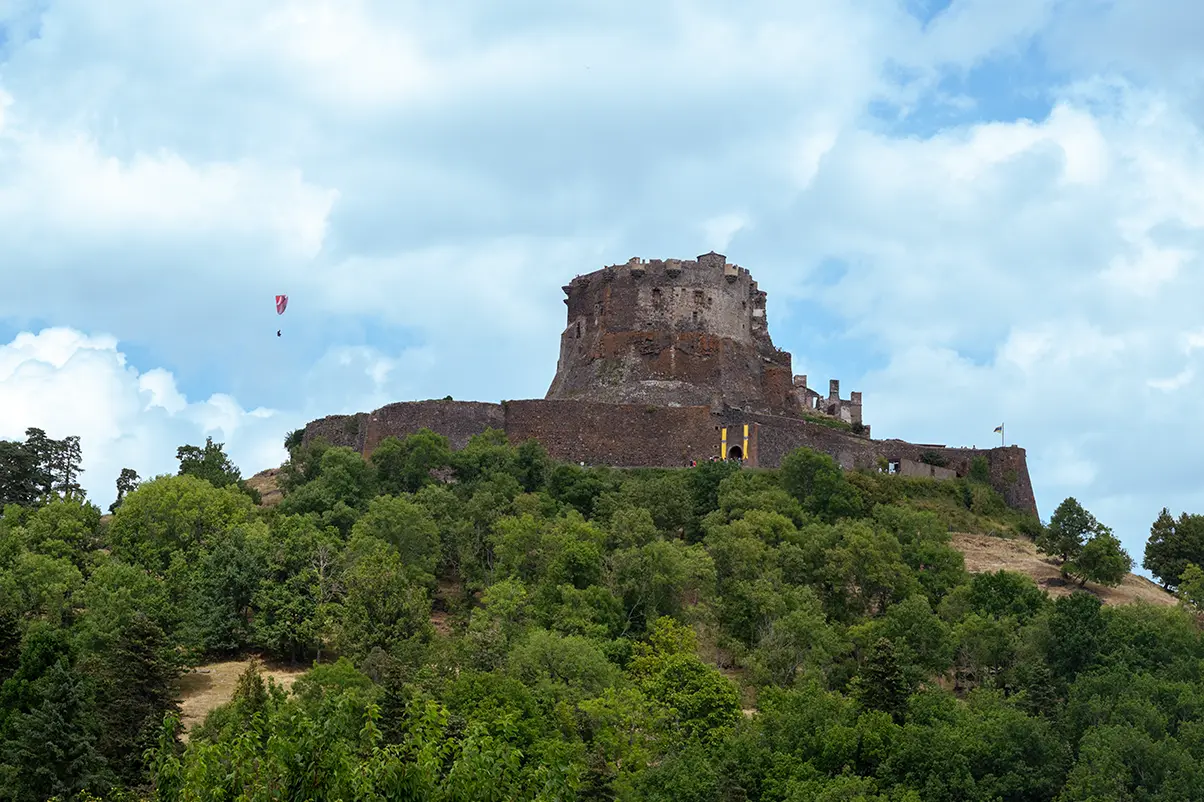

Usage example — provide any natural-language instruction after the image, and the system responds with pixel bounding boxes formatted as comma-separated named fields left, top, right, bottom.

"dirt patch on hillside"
left=952, top=532, right=1176, bottom=608
left=177, top=656, right=308, bottom=740
left=246, top=468, right=284, bottom=507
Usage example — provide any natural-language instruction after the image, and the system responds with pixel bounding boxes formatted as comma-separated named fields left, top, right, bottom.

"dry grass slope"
left=245, top=467, right=283, bottom=506
left=176, top=657, right=308, bottom=741
left=953, top=532, right=1176, bottom=608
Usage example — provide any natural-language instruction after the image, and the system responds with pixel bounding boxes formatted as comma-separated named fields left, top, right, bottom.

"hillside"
left=245, top=466, right=1175, bottom=608
left=245, top=466, right=284, bottom=505
left=952, top=531, right=1175, bottom=607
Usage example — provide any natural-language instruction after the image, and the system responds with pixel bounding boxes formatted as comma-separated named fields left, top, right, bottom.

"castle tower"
left=545, top=253, right=801, bottom=415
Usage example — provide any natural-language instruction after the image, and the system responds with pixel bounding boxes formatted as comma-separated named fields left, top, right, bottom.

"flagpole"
left=1001, top=423, right=1005, bottom=447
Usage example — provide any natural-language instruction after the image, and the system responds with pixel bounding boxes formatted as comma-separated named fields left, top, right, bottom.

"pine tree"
left=53, top=435, right=86, bottom=499
left=92, top=614, right=181, bottom=784
left=0, top=440, right=40, bottom=507
left=851, top=637, right=911, bottom=723
left=1144, top=509, right=1204, bottom=590
left=1013, top=659, right=1059, bottom=717
left=3, top=658, right=109, bottom=801
left=20, top=428, right=56, bottom=499
left=109, top=468, right=140, bottom=514
left=0, top=608, right=20, bottom=685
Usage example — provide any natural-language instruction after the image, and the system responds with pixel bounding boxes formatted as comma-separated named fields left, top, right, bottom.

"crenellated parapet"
left=298, top=251, right=1039, bottom=517
left=549, top=252, right=820, bottom=419
left=793, top=375, right=866, bottom=432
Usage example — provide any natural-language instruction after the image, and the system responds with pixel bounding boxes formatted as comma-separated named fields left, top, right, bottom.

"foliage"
left=0, top=428, right=86, bottom=506
left=968, top=455, right=990, bottom=484
left=0, top=437, right=1195, bottom=799
left=1144, top=508, right=1204, bottom=590
left=108, top=468, right=140, bottom=514
left=1037, top=496, right=1110, bottom=565
left=1065, top=531, right=1133, bottom=588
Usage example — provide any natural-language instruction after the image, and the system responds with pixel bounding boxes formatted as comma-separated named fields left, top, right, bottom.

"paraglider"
left=276, top=294, right=288, bottom=337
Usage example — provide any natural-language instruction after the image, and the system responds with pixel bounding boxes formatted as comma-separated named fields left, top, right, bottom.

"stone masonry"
left=300, top=254, right=1038, bottom=518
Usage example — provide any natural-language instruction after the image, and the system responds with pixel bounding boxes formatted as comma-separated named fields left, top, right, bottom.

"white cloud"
left=699, top=214, right=750, bottom=253
left=0, top=328, right=295, bottom=509
left=4, top=0, right=1204, bottom=575
left=0, top=132, right=338, bottom=257
left=1147, top=367, right=1193, bottom=392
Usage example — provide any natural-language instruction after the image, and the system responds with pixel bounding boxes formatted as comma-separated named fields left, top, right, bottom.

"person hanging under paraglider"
left=275, top=294, right=288, bottom=336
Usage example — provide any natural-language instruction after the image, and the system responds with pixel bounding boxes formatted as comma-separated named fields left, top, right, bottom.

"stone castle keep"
left=302, top=253, right=1037, bottom=516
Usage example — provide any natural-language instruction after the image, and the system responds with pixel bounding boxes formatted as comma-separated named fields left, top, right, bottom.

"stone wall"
left=503, top=399, right=716, bottom=467
left=361, top=400, right=504, bottom=452
left=301, top=412, right=369, bottom=452
left=872, top=440, right=1037, bottom=516
left=546, top=253, right=805, bottom=417
left=896, top=459, right=957, bottom=481
left=301, top=401, right=504, bottom=453
left=713, top=410, right=1038, bottom=517
left=301, top=399, right=1037, bottom=518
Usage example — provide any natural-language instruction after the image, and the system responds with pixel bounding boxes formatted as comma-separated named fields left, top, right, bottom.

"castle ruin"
left=302, top=253, right=1036, bottom=516
left=545, top=253, right=863, bottom=430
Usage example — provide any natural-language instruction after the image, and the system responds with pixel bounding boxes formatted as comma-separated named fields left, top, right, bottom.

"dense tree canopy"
left=0, top=427, right=1197, bottom=801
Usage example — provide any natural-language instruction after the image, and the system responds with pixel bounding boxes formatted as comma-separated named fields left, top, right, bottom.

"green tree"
left=639, top=653, right=740, bottom=743
left=350, top=494, right=441, bottom=586
left=335, top=541, right=432, bottom=659
left=17, top=495, right=103, bottom=567
left=283, top=428, right=305, bottom=452
left=0, top=608, right=19, bottom=686
left=1144, top=508, right=1204, bottom=590
left=1045, top=591, right=1104, bottom=682
left=278, top=446, right=377, bottom=532
left=1065, top=531, right=1132, bottom=587
left=0, top=552, right=84, bottom=626
left=1175, top=563, right=1204, bottom=613
left=50, top=435, right=85, bottom=499
left=75, top=559, right=177, bottom=662
left=2, top=658, right=109, bottom=801
left=108, top=468, right=140, bottom=514
left=1037, top=497, right=1107, bottom=565
left=251, top=516, right=341, bottom=663
left=106, top=474, right=259, bottom=571
left=850, top=638, right=911, bottom=723
left=965, top=569, right=1048, bottom=622
left=89, top=613, right=181, bottom=784
left=749, top=595, right=839, bottom=688
left=370, top=429, right=452, bottom=496
left=176, top=436, right=242, bottom=488
left=609, top=539, right=716, bottom=634
left=20, top=427, right=59, bottom=499
left=0, top=439, right=40, bottom=507
left=780, top=447, right=864, bottom=522
left=189, top=526, right=268, bottom=654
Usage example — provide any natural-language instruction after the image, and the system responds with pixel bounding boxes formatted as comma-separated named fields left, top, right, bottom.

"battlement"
left=549, top=252, right=796, bottom=415
left=793, top=375, right=865, bottom=431
left=298, top=251, right=1036, bottom=518
left=562, top=253, right=768, bottom=335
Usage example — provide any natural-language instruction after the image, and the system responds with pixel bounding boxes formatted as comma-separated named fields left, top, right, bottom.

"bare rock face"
left=545, top=253, right=800, bottom=415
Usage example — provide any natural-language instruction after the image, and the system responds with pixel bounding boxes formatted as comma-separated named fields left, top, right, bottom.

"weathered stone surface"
left=299, top=253, right=1038, bottom=518
left=303, top=399, right=1038, bottom=518
left=546, top=253, right=805, bottom=416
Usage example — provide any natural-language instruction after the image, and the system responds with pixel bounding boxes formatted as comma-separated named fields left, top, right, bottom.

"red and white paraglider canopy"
left=276, top=295, right=289, bottom=315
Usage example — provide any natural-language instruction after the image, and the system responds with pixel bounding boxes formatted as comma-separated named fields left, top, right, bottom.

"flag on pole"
left=993, top=425, right=1003, bottom=433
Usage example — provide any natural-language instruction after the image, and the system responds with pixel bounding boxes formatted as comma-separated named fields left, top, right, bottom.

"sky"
left=2, top=0, right=1204, bottom=573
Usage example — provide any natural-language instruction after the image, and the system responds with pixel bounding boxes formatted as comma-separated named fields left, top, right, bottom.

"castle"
left=302, top=253, right=1037, bottom=516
